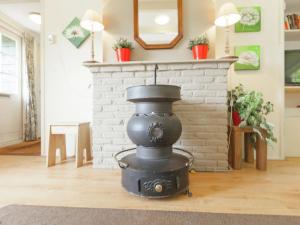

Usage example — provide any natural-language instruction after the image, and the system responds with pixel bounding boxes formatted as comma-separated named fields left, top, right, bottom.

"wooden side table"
left=47, top=122, right=92, bottom=168
left=229, top=126, right=267, bottom=170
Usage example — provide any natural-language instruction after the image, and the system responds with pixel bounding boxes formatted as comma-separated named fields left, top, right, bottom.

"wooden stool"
left=47, top=122, right=92, bottom=168
left=229, top=126, right=267, bottom=170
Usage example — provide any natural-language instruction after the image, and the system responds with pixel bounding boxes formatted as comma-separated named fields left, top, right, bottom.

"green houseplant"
left=188, top=34, right=209, bottom=60
left=228, top=84, right=247, bottom=126
left=228, top=84, right=277, bottom=144
left=113, top=38, right=134, bottom=62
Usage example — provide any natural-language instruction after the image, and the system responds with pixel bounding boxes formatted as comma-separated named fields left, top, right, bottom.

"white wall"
left=42, top=0, right=102, bottom=155
left=215, top=0, right=285, bottom=159
left=101, top=0, right=216, bottom=62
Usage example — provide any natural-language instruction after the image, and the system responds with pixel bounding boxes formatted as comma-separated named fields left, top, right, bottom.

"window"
left=0, top=31, right=21, bottom=95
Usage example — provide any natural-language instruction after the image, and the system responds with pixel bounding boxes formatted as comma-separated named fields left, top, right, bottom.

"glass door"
left=0, top=27, right=22, bottom=146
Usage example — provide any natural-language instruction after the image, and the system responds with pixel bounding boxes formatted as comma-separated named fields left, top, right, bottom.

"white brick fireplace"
left=86, top=59, right=235, bottom=171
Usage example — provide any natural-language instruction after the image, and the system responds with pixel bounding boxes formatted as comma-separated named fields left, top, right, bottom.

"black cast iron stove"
left=114, top=65, right=193, bottom=198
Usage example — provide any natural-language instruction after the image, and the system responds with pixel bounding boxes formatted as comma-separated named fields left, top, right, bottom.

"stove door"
left=140, top=176, right=177, bottom=196
left=138, top=169, right=188, bottom=198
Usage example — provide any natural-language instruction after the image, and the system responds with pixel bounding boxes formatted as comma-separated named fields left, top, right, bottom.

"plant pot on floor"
left=232, top=111, right=242, bottom=126
left=192, top=45, right=208, bottom=60
left=116, top=48, right=131, bottom=62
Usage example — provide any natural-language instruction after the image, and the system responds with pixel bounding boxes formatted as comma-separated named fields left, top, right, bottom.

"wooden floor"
left=0, top=140, right=41, bottom=156
left=0, top=155, right=299, bottom=216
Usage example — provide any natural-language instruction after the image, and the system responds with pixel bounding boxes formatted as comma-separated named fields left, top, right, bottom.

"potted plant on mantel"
left=228, top=84, right=277, bottom=144
left=113, top=37, right=134, bottom=62
left=188, top=33, right=209, bottom=60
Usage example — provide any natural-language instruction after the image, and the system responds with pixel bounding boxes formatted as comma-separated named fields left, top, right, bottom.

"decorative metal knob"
left=154, top=184, right=163, bottom=193
left=148, top=122, right=164, bottom=143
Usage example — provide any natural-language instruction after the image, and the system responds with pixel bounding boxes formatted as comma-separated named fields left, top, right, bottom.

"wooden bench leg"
left=47, top=131, right=56, bottom=167
left=47, top=132, right=66, bottom=167
left=256, top=132, right=267, bottom=171
left=244, top=133, right=254, bottom=163
left=76, top=123, right=92, bottom=167
left=228, top=127, right=232, bottom=166
left=76, top=138, right=84, bottom=168
left=57, top=134, right=67, bottom=161
left=84, top=124, right=92, bottom=162
left=76, top=124, right=87, bottom=168
left=231, top=128, right=242, bottom=170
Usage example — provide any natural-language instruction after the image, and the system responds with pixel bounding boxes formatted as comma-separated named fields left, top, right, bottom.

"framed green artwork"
left=62, top=17, right=90, bottom=48
left=234, top=45, right=261, bottom=71
left=235, top=6, right=261, bottom=33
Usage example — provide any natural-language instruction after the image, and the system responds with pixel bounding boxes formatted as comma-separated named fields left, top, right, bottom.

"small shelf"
left=285, top=29, right=300, bottom=41
left=285, top=86, right=300, bottom=92
left=286, top=108, right=300, bottom=117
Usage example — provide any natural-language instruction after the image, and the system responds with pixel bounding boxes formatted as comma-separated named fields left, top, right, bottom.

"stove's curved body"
left=115, top=85, right=193, bottom=198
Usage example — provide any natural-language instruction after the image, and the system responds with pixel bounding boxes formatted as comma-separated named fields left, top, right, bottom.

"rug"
left=0, top=205, right=299, bottom=225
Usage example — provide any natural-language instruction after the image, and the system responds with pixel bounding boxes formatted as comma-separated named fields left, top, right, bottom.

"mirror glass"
left=135, top=0, right=182, bottom=49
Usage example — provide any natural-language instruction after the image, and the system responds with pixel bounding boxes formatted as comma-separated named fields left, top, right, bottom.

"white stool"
left=47, top=122, right=92, bottom=167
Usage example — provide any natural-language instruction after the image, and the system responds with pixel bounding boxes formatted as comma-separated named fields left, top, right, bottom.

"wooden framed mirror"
left=134, top=0, right=183, bottom=50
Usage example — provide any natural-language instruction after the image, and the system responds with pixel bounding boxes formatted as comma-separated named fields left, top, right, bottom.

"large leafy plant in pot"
left=228, top=84, right=246, bottom=126
left=113, top=38, right=134, bottom=62
left=228, top=84, right=277, bottom=145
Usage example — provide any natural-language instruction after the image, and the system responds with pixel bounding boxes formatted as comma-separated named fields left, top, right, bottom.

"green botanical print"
left=235, top=45, right=260, bottom=71
left=235, top=6, right=261, bottom=33
left=62, top=17, right=90, bottom=48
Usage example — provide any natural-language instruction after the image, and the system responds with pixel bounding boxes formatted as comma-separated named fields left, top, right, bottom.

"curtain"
left=23, top=33, right=37, bottom=141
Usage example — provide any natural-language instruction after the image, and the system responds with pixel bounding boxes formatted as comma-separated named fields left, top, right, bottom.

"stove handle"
left=173, top=147, right=194, bottom=168
left=113, top=148, right=136, bottom=169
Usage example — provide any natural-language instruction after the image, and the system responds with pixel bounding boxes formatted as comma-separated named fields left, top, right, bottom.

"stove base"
left=120, top=153, right=190, bottom=198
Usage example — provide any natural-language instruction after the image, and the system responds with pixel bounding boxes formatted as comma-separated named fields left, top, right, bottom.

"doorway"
left=0, top=0, right=41, bottom=155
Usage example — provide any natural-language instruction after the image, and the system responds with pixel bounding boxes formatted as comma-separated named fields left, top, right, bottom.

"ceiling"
left=0, top=1, right=40, bottom=33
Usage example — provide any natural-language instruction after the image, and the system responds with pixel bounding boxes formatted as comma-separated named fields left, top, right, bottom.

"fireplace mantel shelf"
left=83, top=58, right=237, bottom=68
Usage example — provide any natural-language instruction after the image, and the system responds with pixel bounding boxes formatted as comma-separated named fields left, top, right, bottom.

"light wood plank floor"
left=0, top=140, right=40, bottom=156
left=0, top=155, right=299, bottom=216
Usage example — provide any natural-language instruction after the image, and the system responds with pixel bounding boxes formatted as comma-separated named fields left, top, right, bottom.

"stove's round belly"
left=127, top=113, right=182, bottom=147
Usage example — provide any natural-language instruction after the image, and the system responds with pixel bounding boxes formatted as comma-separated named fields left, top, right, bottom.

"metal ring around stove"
left=173, top=147, right=194, bottom=168
left=113, top=147, right=194, bottom=169
left=113, top=148, right=136, bottom=169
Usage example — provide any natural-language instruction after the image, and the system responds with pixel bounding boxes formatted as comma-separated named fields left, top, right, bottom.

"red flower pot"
left=232, top=111, right=242, bottom=126
left=116, top=48, right=131, bottom=62
left=192, top=45, right=209, bottom=60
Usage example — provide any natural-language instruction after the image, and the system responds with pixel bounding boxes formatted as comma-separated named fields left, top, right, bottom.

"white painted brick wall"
left=90, top=61, right=232, bottom=171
